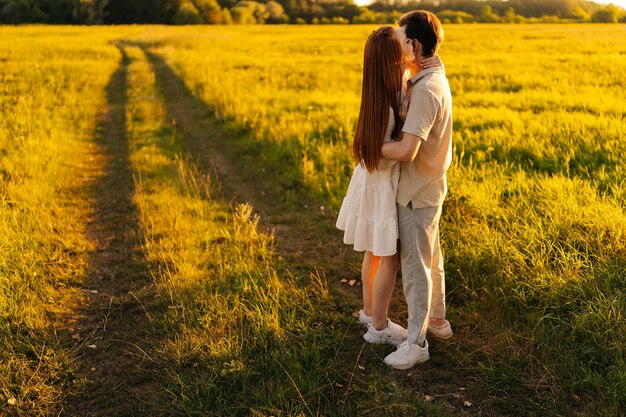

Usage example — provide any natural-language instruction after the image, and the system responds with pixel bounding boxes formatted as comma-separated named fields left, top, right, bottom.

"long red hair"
left=353, top=26, right=403, bottom=172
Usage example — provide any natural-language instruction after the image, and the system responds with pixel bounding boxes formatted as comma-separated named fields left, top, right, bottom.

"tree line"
left=0, top=0, right=624, bottom=24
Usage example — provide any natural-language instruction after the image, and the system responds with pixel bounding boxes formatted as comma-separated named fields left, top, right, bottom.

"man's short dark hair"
left=398, top=10, right=444, bottom=57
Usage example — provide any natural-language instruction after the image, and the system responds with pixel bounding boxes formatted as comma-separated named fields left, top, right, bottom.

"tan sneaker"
left=427, top=320, right=453, bottom=340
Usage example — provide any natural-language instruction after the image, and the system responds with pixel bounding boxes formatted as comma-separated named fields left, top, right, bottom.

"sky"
left=598, top=0, right=626, bottom=7
left=585, top=0, right=626, bottom=6
left=352, top=0, right=626, bottom=9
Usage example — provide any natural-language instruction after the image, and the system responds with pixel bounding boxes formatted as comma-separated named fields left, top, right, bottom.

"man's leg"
left=429, top=222, right=446, bottom=322
left=398, top=203, right=442, bottom=346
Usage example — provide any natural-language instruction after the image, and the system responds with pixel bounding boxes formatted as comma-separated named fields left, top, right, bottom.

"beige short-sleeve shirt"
left=397, top=67, right=453, bottom=209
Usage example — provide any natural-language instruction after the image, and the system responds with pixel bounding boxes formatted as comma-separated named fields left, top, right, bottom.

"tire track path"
left=61, top=44, right=163, bottom=416
left=140, top=48, right=362, bottom=286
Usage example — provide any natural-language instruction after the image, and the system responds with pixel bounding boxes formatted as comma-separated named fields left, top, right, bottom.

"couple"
left=336, top=10, right=453, bottom=370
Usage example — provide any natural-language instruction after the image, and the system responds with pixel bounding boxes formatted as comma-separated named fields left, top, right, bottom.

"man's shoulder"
left=412, top=73, right=450, bottom=105
left=410, top=77, right=443, bottom=103
left=415, top=71, right=448, bottom=91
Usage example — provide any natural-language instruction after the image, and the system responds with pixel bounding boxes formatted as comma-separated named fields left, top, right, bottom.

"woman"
left=336, top=26, right=434, bottom=345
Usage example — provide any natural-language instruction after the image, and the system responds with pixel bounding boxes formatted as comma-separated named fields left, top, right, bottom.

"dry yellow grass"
left=1, top=24, right=624, bottom=416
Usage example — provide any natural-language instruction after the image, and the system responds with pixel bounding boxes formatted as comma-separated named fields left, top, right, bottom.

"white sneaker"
left=384, top=340, right=430, bottom=370
left=363, top=319, right=407, bottom=346
left=427, top=320, right=453, bottom=340
left=358, top=310, right=373, bottom=326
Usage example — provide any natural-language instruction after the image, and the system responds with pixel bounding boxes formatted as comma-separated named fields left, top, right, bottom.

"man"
left=381, top=10, right=454, bottom=370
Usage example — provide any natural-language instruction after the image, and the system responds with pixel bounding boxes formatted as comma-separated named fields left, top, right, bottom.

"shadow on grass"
left=61, top=43, right=168, bottom=416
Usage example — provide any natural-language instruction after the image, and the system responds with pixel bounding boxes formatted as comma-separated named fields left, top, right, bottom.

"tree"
left=281, top=0, right=308, bottom=20
left=76, top=0, right=109, bottom=24
left=353, top=7, right=390, bottom=23
left=507, top=0, right=578, bottom=19
left=504, top=7, right=522, bottom=23
left=591, top=4, right=622, bottom=23
left=173, top=0, right=204, bottom=23
left=265, top=0, right=288, bottom=23
left=324, top=2, right=360, bottom=22
left=0, top=0, right=46, bottom=23
left=231, top=0, right=267, bottom=23
left=479, top=5, right=501, bottom=23
left=221, top=6, right=232, bottom=23
left=571, top=5, right=590, bottom=22
left=438, top=9, right=475, bottom=23
left=103, top=0, right=181, bottom=23
left=191, top=0, right=223, bottom=23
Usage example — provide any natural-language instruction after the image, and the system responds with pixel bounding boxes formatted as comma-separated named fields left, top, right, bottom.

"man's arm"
left=381, top=132, right=423, bottom=163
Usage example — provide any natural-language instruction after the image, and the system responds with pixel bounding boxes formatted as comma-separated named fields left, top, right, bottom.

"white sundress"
left=336, top=108, right=400, bottom=257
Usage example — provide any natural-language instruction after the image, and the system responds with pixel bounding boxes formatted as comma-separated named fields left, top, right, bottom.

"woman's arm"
left=419, top=55, right=443, bottom=69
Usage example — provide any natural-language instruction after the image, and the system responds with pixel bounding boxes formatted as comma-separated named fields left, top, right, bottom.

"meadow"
left=0, top=24, right=624, bottom=416
left=0, top=27, right=122, bottom=414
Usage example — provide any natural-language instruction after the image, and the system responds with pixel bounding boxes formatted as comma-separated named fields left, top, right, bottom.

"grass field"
left=0, top=24, right=625, bottom=416
left=0, top=28, right=121, bottom=414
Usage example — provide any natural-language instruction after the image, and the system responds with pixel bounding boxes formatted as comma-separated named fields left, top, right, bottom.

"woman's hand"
left=405, top=60, right=420, bottom=75
left=418, top=55, right=443, bottom=70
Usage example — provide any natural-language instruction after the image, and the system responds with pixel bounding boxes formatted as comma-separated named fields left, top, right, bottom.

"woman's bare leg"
left=361, top=251, right=380, bottom=316
left=372, top=253, right=400, bottom=330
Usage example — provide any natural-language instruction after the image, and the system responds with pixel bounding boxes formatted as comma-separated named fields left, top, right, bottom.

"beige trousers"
left=397, top=202, right=446, bottom=345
